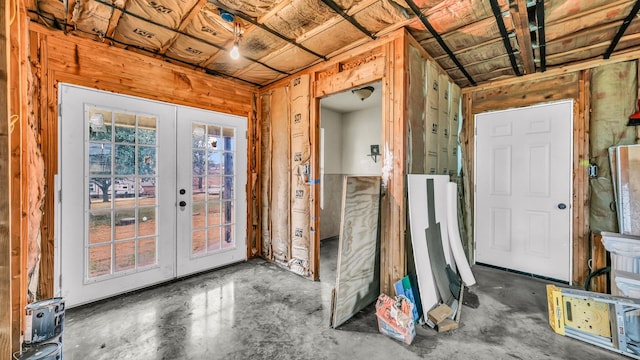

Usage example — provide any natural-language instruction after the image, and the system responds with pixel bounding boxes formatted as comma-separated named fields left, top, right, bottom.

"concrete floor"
left=62, top=238, right=623, bottom=359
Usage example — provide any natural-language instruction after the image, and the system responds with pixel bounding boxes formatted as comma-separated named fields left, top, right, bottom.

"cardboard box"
left=375, top=294, right=416, bottom=345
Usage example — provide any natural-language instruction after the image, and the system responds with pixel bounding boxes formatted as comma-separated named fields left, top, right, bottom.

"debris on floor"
left=375, top=294, right=416, bottom=345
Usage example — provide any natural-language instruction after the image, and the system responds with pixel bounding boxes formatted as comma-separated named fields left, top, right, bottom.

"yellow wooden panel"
left=546, top=284, right=565, bottom=335
left=563, top=295, right=611, bottom=337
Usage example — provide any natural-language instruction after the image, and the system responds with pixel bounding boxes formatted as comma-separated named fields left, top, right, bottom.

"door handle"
left=557, top=203, right=567, bottom=210
left=179, top=201, right=187, bottom=207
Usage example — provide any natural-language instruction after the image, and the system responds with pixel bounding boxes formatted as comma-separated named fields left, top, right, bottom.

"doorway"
left=318, top=82, right=382, bottom=277
left=58, top=84, right=247, bottom=306
left=474, top=99, right=573, bottom=282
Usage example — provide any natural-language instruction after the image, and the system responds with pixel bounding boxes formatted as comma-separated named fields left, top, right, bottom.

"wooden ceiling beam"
left=319, top=0, right=375, bottom=39
left=159, top=0, right=209, bottom=54
left=92, top=0, right=289, bottom=75
left=604, top=0, right=640, bottom=58
left=105, top=0, right=129, bottom=39
left=510, top=0, right=535, bottom=74
left=490, top=0, right=521, bottom=76
left=405, top=0, right=476, bottom=85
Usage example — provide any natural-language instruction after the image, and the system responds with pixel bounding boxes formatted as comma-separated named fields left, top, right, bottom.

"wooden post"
left=1, top=0, right=14, bottom=355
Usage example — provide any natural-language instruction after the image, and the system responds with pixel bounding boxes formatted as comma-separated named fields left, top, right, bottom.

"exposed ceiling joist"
left=490, top=0, right=521, bottom=76
left=604, top=0, right=640, bottom=59
left=405, top=0, right=476, bottom=86
left=510, top=0, right=535, bottom=74
left=91, top=0, right=290, bottom=75
left=535, top=0, right=546, bottom=71
left=105, top=0, right=128, bottom=39
left=160, top=0, right=208, bottom=54
left=209, top=0, right=328, bottom=61
left=319, top=0, right=376, bottom=40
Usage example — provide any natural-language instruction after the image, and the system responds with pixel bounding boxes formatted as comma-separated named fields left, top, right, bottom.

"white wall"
left=341, top=105, right=382, bottom=175
left=321, top=108, right=343, bottom=174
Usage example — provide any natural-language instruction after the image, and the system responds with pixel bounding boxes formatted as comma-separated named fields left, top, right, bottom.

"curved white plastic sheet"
left=446, top=182, right=476, bottom=286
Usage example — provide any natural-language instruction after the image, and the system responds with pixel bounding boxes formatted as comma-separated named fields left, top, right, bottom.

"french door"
left=58, top=84, right=246, bottom=307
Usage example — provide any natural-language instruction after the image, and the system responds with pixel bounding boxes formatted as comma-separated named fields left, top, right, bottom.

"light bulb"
left=230, top=43, right=239, bottom=60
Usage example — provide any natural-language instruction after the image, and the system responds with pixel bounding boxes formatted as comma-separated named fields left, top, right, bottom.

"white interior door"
left=59, top=84, right=176, bottom=306
left=175, top=106, right=247, bottom=277
left=474, top=100, right=573, bottom=282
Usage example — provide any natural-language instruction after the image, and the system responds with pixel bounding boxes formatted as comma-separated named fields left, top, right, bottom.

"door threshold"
left=475, top=262, right=569, bottom=285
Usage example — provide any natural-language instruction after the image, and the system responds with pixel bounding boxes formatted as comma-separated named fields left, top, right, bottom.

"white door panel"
left=59, top=84, right=176, bottom=307
left=475, top=100, right=572, bottom=282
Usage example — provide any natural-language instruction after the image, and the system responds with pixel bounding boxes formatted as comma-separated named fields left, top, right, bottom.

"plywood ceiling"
left=28, top=0, right=640, bottom=88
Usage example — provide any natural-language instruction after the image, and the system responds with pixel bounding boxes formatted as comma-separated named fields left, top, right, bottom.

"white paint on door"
left=475, top=100, right=573, bottom=282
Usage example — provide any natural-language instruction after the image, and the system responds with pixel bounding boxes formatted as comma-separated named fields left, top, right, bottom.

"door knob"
left=557, top=203, right=567, bottom=209
left=179, top=201, right=187, bottom=207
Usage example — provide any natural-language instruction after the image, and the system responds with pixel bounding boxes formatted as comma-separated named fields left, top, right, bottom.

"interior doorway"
left=474, top=99, right=573, bottom=282
left=318, top=82, right=383, bottom=279
left=57, top=84, right=247, bottom=307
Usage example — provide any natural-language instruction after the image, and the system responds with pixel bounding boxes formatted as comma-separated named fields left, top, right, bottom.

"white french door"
left=58, top=84, right=246, bottom=307
left=175, top=106, right=247, bottom=277
left=474, top=100, right=573, bottom=282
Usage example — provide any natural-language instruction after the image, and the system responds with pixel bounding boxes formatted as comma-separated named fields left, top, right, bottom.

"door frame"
left=473, top=99, right=574, bottom=283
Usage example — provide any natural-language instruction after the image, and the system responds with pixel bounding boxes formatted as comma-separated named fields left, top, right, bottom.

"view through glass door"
left=58, top=84, right=247, bottom=307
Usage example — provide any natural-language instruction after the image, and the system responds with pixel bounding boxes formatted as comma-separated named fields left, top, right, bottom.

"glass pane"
left=115, top=114, right=136, bottom=144
left=192, top=124, right=206, bottom=148
left=115, top=209, right=136, bottom=240
left=207, top=201, right=221, bottom=227
left=222, top=200, right=234, bottom=225
left=87, top=109, right=112, bottom=142
left=222, top=225, right=234, bottom=249
left=138, top=207, right=156, bottom=237
left=138, top=116, right=157, bottom=145
left=115, top=144, right=135, bottom=175
left=88, top=244, right=111, bottom=278
left=192, top=204, right=205, bottom=230
left=207, top=153, right=220, bottom=176
left=139, top=146, right=156, bottom=176
left=222, top=176, right=234, bottom=200
left=193, top=150, right=205, bottom=176
left=207, top=227, right=221, bottom=252
left=192, top=230, right=205, bottom=255
left=89, top=143, right=112, bottom=176
left=89, top=211, right=111, bottom=244
left=89, top=178, right=112, bottom=210
left=207, top=226, right=220, bottom=252
left=207, top=176, right=221, bottom=200
left=192, top=176, right=205, bottom=197
left=113, top=177, right=137, bottom=206
left=222, top=127, right=235, bottom=151
left=222, top=152, right=234, bottom=177
left=140, top=177, right=157, bottom=205
left=208, top=126, right=221, bottom=151
left=138, top=237, right=156, bottom=267
left=115, top=241, right=136, bottom=272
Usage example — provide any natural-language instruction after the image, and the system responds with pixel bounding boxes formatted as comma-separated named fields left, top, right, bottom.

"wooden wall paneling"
left=460, top=93, right=474, bottom=262
left=470, top=73, right=580, bottom=113
left=269, top=85, right=291, bottom=265
left=330, top=176, right=381, bottom=328
left=1, top=0, right=13, bottom=354
left=574, top=69, right=591, bottom=286
left=260, top=92, right=272, bottom=259
left=248, top=93, right=259, bottom=258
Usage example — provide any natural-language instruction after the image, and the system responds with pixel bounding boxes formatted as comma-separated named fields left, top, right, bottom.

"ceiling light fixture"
left=352, top=86, right=374, bottom=101
left=220, top=11, right=242, bottom=61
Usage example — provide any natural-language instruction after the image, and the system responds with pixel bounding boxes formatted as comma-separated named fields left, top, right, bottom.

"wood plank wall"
left=1, top=0, right=12, bottom=356
left=462, top=72, right=591, bottom=285
left=27, top=23, right=256, bottom=299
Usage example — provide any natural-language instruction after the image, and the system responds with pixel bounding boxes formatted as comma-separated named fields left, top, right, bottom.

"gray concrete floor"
left=62, top=238, right=624, bottom=359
